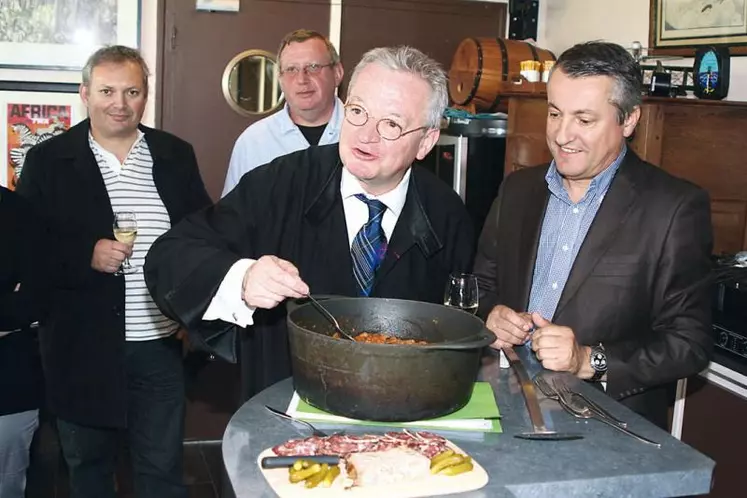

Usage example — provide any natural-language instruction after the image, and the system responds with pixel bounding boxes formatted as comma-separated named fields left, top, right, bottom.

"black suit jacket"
left=16, top=119, right=211, bottom=428
left=0, top=186, right=45, bottom=415
left=474, top=150, right=713, bottom=428
left=145, top=143, right=475, bottom=398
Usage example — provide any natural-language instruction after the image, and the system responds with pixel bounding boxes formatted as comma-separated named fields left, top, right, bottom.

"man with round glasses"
left=222, top=29, right=345, bottom=197
left=145, top=46, right=474, bottom=400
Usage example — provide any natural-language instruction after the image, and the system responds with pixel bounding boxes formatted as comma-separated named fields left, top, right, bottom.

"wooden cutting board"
left=256, top=441, right=489, bottom=497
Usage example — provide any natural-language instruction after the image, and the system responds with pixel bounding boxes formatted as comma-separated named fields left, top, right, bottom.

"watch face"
left=592, top=350, right=607, bottom=371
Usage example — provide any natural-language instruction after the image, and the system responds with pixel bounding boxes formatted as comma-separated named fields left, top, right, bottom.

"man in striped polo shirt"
left=17, top=46, right=211, bottom=498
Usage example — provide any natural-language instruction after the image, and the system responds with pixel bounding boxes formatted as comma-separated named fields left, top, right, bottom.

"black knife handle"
left=261, top=455, right=341, bottom=469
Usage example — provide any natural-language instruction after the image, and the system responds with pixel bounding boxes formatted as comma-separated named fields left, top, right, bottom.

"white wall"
left=140, top=0, right=158, bottom=126
left=537, top=0, right=747, bottom=101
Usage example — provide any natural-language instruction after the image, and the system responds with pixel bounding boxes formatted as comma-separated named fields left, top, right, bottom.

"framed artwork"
left=0, top=81, right=85, bottom=189
left=649, top=0, right=747, bottom=55
left=0, top=0, right=141, bottom=70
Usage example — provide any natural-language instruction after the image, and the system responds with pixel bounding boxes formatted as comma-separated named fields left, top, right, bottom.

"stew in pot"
left=332, top=332, right=429, bottom=345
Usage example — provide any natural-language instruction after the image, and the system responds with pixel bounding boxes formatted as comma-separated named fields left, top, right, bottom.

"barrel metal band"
left=463, top=37, right=483, bottom=105
left=528, top=42, right=539, bottom=61
left=490, top=38, right=510, bottom=111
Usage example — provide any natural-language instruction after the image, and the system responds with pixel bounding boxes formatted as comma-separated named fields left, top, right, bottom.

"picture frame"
left=649, top=0, right=747, bottom=56
left=0, top=0, right=141, bottom=71
left=0, top=81, right=86, bottom=189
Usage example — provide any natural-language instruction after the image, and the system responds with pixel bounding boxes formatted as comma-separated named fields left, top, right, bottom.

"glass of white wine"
left=444, top=272, right=479, bottom=314
left=113, top=211, right=138, bottom=275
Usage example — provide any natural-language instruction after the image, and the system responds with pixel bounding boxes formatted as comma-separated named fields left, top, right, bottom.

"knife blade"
left=260, top=455, right=341, bottom=469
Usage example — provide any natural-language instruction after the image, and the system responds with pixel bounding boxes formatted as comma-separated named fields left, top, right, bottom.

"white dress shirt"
left=203, top=167, right=412, bottom=327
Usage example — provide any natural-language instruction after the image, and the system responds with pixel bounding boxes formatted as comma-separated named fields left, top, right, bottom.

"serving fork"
left=551, top=379, right=661, bottom=448
left=534, top=376, right=627, bottom=428
left=265, top=405, right=332, bottom=437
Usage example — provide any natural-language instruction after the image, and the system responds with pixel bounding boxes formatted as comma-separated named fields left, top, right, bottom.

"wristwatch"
left=589, top=343, right=607, bottom=382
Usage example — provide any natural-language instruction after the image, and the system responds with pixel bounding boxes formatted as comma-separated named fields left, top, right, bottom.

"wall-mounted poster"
left=0, top=82, right=85, bottom=189
left=0, top=0, right=141, bottom=70
left=6, top=103, right=71, bottom=190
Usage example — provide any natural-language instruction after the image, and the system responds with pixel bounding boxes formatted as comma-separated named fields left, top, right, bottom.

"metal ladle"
left=305, top=294, right=356, bottom=341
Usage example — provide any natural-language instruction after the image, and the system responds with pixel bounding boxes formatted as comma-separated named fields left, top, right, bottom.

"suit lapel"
left=374, top=173, right=442, bottom=289
left=304, top=160, right=358, bottom=295
left=553, top=160, right=639, bottom=318
left=66, top=121, right=112, bottom=218
left=517, top=178, right=550, bottom=310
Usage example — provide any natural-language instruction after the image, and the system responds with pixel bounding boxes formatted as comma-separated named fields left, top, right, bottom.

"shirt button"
left=572, top=207, right=580, bottom=214
left=552, top=282, right=558, bottom=290
left=562, top=244, right=569, bottom=251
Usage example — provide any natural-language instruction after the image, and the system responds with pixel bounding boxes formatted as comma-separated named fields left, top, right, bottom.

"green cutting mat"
left=291, top=382, right=502, bottom=433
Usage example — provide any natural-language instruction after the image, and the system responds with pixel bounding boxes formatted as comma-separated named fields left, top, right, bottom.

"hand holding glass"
left=113, top=211, right=138, bottom=274
left=444, top=273, right=479, bottom=314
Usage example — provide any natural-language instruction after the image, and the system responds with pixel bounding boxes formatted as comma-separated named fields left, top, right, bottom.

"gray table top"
left=222, top=349, right=714, bottom=497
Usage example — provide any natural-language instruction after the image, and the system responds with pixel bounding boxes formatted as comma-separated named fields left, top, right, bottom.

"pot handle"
left=420, top=328, right=497, bottom=350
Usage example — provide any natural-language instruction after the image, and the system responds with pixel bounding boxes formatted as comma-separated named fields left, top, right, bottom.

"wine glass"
left=113, top=211, right=138, bottom=275
left=443, top=272, right=479, bottom=314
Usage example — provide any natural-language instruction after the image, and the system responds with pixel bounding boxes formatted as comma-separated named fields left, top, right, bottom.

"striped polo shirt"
left=89, top=131, right=179, bottom=341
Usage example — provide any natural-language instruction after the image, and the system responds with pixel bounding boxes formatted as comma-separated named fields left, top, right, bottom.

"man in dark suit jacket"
left=17, top=46, right=211, bottom=498
left=0, top=186, right=46, bottom=498
left=144, top=46, right=475, bottom=400
left=474, top=41, right=713, bottom=429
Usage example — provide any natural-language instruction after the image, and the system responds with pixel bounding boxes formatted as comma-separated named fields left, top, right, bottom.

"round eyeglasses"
left=279, top=62, right=335, bottom=77
left=344, top=103, right=429, bottom=141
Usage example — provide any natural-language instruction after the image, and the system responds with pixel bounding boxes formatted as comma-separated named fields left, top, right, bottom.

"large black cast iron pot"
left=287, top=297, right=496, bottom=422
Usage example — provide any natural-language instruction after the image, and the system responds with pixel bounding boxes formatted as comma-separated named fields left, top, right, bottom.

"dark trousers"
left=56, top=336, right=186, bottom=498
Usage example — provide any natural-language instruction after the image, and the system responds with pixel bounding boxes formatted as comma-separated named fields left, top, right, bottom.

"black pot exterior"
left=287, top=298, right=491, bottom=422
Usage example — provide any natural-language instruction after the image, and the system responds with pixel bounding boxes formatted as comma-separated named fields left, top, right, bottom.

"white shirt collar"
left=88, top=130, right=146, bottom=174
left=339, top=166, right=411, bottom=218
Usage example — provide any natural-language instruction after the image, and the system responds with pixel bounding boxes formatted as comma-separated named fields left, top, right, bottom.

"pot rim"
left=287, top=296, right=495, bottom=350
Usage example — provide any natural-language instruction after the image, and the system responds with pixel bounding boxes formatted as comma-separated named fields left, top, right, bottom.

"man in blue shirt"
left=222, top=29, right=344, bottom=197
left=474, top=41, right=713, bottom=428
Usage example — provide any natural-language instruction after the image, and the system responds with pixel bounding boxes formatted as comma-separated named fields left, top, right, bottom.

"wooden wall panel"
left=502, top=95, right=747, bottom=254
left=659, top=104, right=747, bottom=201
left=339, top=0, right=506, bottom=97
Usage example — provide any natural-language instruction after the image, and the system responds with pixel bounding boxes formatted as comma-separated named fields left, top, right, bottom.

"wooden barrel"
left=448, top=38, right=556, bottom=112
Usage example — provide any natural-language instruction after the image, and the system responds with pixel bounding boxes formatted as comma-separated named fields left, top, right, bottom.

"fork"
left=552, top=380, right=661, bottom=448
left=536, top=376, right=627, bottom=428
left=265, top=405, right=331, bottom=437
left=533, top=376, right=582, bottom=419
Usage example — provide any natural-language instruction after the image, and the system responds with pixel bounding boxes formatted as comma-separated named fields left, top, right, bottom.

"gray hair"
left=277, top=29, right=340, bottom=67
left=82, top=45, right=150, bottom=95
left=348, top=46, right=447, bottom=129
left=552, top=41, right=642, bottom=125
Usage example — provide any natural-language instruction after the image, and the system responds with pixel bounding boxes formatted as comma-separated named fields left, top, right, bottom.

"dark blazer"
left=474, top=150, right=713, bottom=428
left=0, top=186, right=45, bottom=416
left=145, top=143, right=475, bottom=399
left=16, top=119, right=212, bottom=428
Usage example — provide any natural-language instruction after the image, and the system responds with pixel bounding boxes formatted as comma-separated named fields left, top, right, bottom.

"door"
left=158, top=0, right=332, bottom=200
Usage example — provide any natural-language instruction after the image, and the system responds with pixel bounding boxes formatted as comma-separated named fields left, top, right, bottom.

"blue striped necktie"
left=351, top=194, right=388, bottom=296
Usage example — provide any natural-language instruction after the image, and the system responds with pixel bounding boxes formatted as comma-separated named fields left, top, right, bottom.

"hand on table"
left=530, top=313, right=591, bottom=377
left=485, top=305, right=533, bottom=349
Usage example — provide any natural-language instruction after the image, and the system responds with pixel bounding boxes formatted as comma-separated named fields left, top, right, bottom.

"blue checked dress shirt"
left=527, top=147, right=627, bottom=322
left=351, top=194, right=388, bottom=296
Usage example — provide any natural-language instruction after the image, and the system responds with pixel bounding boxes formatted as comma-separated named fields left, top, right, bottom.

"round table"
left=222, top=350, right=713, bottom=497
